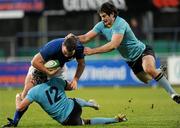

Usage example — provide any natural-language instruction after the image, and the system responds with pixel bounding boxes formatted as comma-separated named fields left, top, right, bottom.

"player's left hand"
left=84, top=47, right=94, bottom=55
left=69, top=79, right=78, bottom=90
left=16, top=93, right=22, bottom=101
left=47, top=67, right=60, bottom=76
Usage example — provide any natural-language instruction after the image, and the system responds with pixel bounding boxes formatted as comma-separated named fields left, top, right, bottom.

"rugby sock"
left=13, top=106, right=28, bottom=125
left=155, top=73, right=176, bottom=95
left=90, top=117, right=118, bottom=124
left=75, top=98, right=96, bottom=108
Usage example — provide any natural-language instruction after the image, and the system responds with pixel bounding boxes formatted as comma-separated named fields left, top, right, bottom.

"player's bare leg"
left=136, top=71, right=152, bottom=84
left=135, top=65, right=167, bottom=84
left=142, top=55, right=180, bottom=104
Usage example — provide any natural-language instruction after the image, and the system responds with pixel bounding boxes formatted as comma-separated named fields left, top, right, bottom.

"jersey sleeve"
left=112, top=20, right=126, bottom=35
left=39, top=39, right=63, bottom=61
left=92, top=22, right=103, bottom=34
left=25, top=88, right=36, bottom=103
left=75, top=43, right=85, bottom=59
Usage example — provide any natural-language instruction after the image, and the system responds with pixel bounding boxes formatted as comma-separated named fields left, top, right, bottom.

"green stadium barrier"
left=152, top=40, right=170, bottom=53
left=150, top=40, right=180, bottom=54
left=0, top=40, right=179, bottom=58
left=17, top=48, right=38, bottom=57
left=85, top=40, right=180, bottom=59
left=0, top=49, right=5, bottom=57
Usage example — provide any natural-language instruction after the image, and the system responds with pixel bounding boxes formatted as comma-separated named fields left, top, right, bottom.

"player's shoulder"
left=27, top=84, right=40, bottom=95
left=113, top=16, right=127, bottom=27
left=77, top=41, right=84, bottom=47
left=95, top=21, right=104, bottom=28
left=49, top=38, right=65, bottom=44
left=43, top=38, right=64, bottom=49
left=76, top=41, right=84, bottom=50
left=116, top=16, right=126, bottom=22
left=115, top=16, right=126, bottom=24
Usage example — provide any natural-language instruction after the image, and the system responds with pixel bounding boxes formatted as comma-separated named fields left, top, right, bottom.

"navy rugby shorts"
left=126, top=45, right=156, bottom=74
left=62, top=98, right=83, bottom=126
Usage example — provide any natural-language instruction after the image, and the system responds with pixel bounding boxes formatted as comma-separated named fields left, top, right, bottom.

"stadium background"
left=0, top=0, right=180, bottom=128
left=0, top=0, right=180, bottom=87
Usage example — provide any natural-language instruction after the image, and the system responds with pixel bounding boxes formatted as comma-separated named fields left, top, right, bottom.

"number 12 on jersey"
left=45, top=86, right=61, bottom=105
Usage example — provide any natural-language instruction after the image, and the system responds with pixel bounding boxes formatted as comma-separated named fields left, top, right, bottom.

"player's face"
left=99, top=12, right=115, bottom=28
left=62, top=44, right=75, bottom=57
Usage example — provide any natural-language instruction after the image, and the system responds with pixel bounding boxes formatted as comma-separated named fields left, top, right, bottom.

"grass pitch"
left=0, top=86, right=180, bottom=128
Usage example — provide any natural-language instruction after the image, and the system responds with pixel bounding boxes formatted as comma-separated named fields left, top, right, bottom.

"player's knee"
left=144, top=67, right=156, bottom=76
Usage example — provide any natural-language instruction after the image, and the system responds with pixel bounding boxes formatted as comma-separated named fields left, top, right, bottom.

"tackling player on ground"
left=77, top=2, right=180, bottom=104
left=2, top=70, right=127, bottom=127
left=3, top=35, right=85, bottom=127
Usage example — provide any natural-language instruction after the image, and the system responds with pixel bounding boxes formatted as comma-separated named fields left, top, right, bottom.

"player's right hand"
left=46, top=67, right=60, bottom=76
left=69, top=79, right=78, bottom=90
left=84, top=47, right=95, bottom=55
left=65, top=80, right=77, bottom=91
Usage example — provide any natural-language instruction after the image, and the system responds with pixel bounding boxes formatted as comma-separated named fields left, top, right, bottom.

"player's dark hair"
left=98, top=2, right=118, bottom=18
left=64, top=36, right=77, bottom=52
left=32, top=69, right=48, bottom=84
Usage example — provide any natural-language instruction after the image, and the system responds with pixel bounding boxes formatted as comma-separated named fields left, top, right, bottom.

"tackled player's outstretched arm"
left=16, top=94, right=31, bottom=111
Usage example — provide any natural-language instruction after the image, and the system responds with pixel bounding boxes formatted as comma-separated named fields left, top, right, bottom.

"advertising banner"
left=0, top=0, right=44, bottom=12
left=0, top=62, right=30, bottom=87
left=0, top=59, right=160, bottom=87
left=44, top=0, right=154, bottom=12
left=66, top=59, right=159, bottom=87
left=44, top=0, right=179, bottom=12
left=168, top=57, right=180, bottom=85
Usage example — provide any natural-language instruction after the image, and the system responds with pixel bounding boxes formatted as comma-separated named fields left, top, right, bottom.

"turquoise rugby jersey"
left=93, top=16, right=145, bottom=61
left=26, top=78, right=74, bottom=123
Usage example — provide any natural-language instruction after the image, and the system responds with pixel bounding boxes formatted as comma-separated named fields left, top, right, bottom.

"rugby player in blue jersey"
left=2, top=70, right=127, bottom=127
left=77, top=2, right=180, bottom=104
left=2, top=35, right=86, bottom=127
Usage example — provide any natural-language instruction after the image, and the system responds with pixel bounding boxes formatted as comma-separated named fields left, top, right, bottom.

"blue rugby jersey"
left=40, top=38, right=84, bottom=67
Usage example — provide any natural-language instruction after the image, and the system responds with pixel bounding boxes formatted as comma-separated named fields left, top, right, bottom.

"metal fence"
left=0, top=27, right=180, bottom=59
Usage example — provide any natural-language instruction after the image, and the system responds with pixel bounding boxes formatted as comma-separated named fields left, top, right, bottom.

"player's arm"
left=84, top=34, right=123, bottom=55
left=31, top=53, right=59, bottom=76
left=78, top=30, right=97, bottom=44
left=74, top=58, right=85, bottom=81
left=16, top=93, right=31, bottom=111
left=69, top=58, right=85, bottom=90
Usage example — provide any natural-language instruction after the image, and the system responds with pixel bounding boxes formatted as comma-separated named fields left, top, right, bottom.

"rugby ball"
left=44, top=60, right=60, bottom=69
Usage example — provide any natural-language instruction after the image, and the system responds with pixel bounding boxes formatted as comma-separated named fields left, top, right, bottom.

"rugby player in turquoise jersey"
left=77, top=2, right=180, bottom=104
left=2, top=70, right=127, bottom=127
